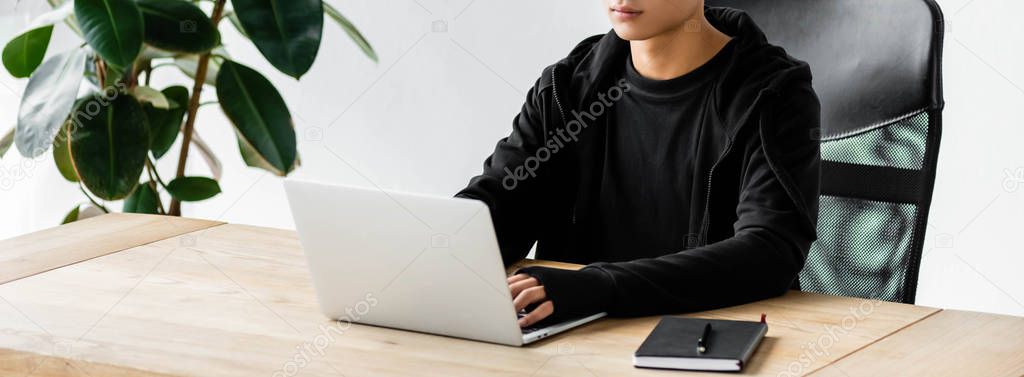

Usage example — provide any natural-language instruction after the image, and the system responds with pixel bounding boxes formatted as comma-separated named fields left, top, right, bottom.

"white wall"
left=1, top=0, right=1021, bottom=316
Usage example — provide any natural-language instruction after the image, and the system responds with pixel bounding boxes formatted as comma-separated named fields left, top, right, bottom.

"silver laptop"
left=284, top=179, right=606, bottom=346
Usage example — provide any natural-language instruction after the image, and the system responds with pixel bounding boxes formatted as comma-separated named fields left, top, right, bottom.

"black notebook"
left=633, top=317, right=768, bottom=372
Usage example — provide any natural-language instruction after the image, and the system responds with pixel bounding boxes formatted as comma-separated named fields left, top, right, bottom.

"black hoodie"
left=457, top=7, right=821, bottom=321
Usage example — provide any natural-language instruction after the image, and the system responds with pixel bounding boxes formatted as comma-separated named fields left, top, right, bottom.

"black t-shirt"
left=597, top=40, right=736, bottom=261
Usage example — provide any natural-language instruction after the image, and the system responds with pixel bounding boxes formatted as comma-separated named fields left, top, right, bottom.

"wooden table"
left=0, top=214, right=1021, bottom=376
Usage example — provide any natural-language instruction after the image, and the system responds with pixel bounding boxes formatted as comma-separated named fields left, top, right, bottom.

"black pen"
left=697, top=323, right=711, bottom=354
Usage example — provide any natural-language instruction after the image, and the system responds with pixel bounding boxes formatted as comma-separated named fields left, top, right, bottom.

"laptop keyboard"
left=518, top=312, right=541, bottom=334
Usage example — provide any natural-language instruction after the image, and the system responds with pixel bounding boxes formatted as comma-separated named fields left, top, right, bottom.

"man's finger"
left=519, top=300, right=554, bottom=328
left=509, top=277, right=538, bottom=298
left=507, top=273, right=531, bottom=284
left=513, top=286, right=546, bottom=312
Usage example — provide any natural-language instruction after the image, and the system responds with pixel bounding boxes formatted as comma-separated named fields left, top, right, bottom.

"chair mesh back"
left=800, top=112, right=934, bottom=303
left=820, top=113, right=929, bottom=170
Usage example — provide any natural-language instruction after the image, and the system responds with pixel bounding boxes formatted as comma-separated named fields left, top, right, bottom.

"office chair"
left=707, top=0, right=945, bottom=303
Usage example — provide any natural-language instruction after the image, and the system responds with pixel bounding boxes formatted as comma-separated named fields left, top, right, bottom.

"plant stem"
left=79, top=185, right=110, bottom=214
left=148, top=156, right=168, bottom=188
left=95, top=56, right=106, bottom=89
left=150, top=62, right=176, bottom=72
left=145, top=159, right=167, bottom=215
left=168, top=0, right=228, bottom=216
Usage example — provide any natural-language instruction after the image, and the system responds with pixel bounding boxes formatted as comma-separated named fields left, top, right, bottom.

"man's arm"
left=456, top=70, right=559, bottom=266
left=517, top=81, right=821, bottom=321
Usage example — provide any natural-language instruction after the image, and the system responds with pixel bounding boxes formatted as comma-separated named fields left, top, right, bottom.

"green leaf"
left=132, top=85, right=169, bottom=109
left=216, top=60, right=297, bottom=176
left=323, top=2, right=377, bottom=62
left=14, top=47, right=89, bottom=158
left=2, top=26, right=54, bottom=78
left=68, top=94, right=149, bottom=201
left=75, top=0, right=144, bottom=68
left=123, top=181, right=160, bottom=214
left=165, top=176, right=220, bottom=201
left=139, top=45, right=177, bottom=60
left=53, top=122, right=79, bottom=182
left=46, top=1, right=83, bottom=37
left=106, top=64, right=128, bottom=86
left=189, top=130, right=223, bottom=179
left=231, top=0, right=323, bottom=78
left=224, top=11, right=249, bottom=39
left=146, top=85, right=188, bottom=159
left=136, top=0, right=219, bottom=54
left=141, top=104, right=164, bottom=150
left=235, top=131, right=297, bottom=174
left=0, top=127, right=13, bottom=158
left=34, top=1, right=76, bottom=29
left=174, top=46, right=226, bottom=86
left=2, top=0, right=75, bottom=76
left=61, top=204, right=81, bottom=224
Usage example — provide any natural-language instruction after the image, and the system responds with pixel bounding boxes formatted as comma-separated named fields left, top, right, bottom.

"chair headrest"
left=708, top=0, right=944, bottom=139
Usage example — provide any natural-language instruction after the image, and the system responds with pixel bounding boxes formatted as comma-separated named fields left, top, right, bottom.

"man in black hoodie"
left=457, top=1, right=821, bottom=328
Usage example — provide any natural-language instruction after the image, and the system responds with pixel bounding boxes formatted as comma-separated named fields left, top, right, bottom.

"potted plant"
left=0, top=0, right=375, bottom=221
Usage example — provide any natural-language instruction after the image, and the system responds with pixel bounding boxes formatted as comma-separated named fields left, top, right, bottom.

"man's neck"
left=629, top=18, right=732, bottom=81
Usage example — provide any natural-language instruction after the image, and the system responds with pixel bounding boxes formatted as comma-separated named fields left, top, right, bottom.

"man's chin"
left=611, top=27, right=657, bottom=41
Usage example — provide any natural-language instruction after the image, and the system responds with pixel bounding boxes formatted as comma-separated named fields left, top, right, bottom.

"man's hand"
left=507, top=273, right=553, bottom=327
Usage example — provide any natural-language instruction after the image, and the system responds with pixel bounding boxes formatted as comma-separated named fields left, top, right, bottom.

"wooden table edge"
left=804, top=308, right=945, bottom=376
left=0, top=213, right=226, bottom=286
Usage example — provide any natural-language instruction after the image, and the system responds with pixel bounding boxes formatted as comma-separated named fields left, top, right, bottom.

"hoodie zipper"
left=549, top=65, right=576, bottom=224
left=699, top=148, right=729, bottom=245
left=550, top=65, right=570, bottom=127
left=699, top=101, right=770, bottom=245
